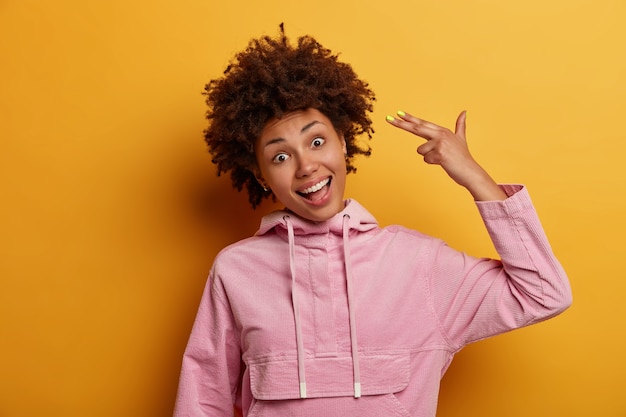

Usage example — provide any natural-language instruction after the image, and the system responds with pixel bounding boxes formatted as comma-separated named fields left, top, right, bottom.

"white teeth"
left=301, top=178, right=330, bottom=194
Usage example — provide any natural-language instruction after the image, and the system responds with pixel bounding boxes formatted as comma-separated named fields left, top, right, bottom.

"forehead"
left=259, top=108, right=332, bottom=142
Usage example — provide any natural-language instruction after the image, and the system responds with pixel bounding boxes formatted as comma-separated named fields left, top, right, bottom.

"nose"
left=295, top=153, right=319, bottom=178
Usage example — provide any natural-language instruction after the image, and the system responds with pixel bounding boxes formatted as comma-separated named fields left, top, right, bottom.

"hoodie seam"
left=424, top=241, right=460, bottom=351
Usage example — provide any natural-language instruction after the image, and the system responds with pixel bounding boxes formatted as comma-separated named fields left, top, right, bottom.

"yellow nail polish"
left=397, top=110, right=406, bottom=117
left=386, top=115, right=395, bottom=122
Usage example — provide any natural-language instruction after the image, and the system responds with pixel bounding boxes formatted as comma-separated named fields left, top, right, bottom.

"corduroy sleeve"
left=428, top=185, right=572, bottom=348
left=173, top=266, right=242, bottom=416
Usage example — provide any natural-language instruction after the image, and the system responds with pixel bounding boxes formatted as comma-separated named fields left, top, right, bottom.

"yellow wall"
left=1, top=0, right=624, bottom=415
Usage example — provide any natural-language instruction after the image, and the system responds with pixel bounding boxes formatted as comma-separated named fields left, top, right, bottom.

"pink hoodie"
left=174, top=185, right=572, bottom=416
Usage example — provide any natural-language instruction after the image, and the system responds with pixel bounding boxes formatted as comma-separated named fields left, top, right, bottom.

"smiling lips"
left=298, top=177, right=331, bottom=201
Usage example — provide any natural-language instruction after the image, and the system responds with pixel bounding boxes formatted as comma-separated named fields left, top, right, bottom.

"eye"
left=311, top=137, right=325, bottom=148
left=272, top=152, right=290, bottom=164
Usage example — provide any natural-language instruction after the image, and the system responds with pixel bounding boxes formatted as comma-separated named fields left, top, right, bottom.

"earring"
left=255, top=176, right=269, bottom=192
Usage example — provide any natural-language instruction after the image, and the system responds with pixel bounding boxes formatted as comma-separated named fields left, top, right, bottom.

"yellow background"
left=1, top=0, right=624, bottom=415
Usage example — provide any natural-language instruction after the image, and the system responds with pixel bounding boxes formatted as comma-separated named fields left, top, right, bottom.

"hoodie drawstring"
left=285, top=216, right=307, bottom=399
left=343, top=214, right=362, bottom=398
left=284, top=214, right=361, bottom=400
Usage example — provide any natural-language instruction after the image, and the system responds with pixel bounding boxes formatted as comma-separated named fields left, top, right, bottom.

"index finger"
left=386, top=111, right=443, bottom=141
left=396, top=111, right=441, bottom=130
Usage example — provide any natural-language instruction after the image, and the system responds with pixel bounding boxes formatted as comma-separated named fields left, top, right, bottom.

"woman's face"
left=255, top=108, right=348, bottom=222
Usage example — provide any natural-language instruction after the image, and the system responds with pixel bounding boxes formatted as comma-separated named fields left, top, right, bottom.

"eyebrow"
left=263, top=120, right=323, bottom=147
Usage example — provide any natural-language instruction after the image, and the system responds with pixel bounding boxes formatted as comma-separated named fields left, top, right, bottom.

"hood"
left=255, top=199, right=378, bottom=238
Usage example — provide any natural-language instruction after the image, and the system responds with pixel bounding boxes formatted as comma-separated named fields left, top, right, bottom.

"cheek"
left=265, top=169, right=290, bottom=191
left=332, top=152, right=348, bottom=172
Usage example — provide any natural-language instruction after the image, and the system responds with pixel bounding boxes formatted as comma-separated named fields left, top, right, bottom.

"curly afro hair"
left=203, top=24, right=376, bottom=208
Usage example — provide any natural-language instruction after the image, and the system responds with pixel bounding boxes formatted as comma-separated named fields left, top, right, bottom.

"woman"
left=174, top=25, right=572, bottom=417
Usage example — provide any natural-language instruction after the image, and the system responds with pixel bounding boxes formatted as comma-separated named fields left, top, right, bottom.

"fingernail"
left=397, top=110, right=406, bottom=117
left=386, top=115, right=395, bottom=122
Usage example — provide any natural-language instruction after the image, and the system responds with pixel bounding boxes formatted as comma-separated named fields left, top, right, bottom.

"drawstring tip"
left=299, top=382, right=307, bottom=399
left=354, top=382, right=361, bottom=398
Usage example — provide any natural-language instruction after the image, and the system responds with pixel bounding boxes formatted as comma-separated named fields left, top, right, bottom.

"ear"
left=250, top=167, right=269, bottom=191
left=340, top=134, right=347, bottom=156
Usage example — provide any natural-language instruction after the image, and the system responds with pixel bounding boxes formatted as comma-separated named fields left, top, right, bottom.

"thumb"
left=455, top=110, right=467, bottom=141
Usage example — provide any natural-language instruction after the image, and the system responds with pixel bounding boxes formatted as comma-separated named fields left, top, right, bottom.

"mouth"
left=296, top=177, right=331, bottom=201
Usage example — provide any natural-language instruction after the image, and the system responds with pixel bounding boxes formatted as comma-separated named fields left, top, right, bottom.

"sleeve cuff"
left=475, top=184, right=534, bottom=220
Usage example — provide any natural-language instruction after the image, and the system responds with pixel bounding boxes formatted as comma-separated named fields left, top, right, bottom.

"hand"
left=386, top=110, right=507, bottom=201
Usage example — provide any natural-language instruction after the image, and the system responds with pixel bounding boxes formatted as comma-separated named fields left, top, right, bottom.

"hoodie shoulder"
left=382, top=224, right=444, bottom=245
left=216, top=232, right=278, bottom=260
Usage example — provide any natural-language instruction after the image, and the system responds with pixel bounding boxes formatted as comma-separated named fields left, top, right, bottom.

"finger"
left=396, top=110, right=442, bottom=131
left=386, top=115, right=444, bottom=141
left=418, top=146, right=442, bottom=165
left=422, top=151, right=441, bottom=165
left=455, top=110, right=467, bottom=141
left=416, top=140, right=436, bottom=156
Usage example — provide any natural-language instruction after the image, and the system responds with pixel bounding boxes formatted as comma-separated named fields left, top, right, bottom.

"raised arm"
left=386, top=110, right=572, bottom=343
